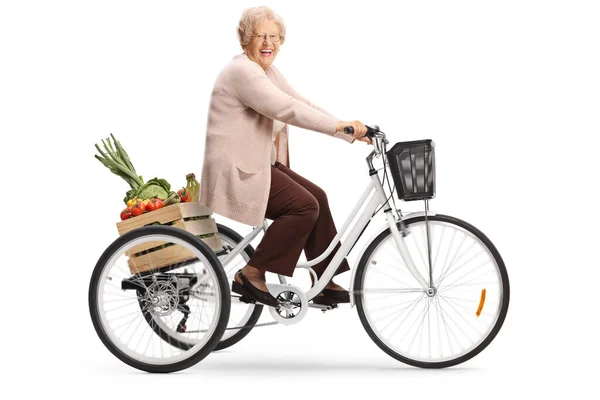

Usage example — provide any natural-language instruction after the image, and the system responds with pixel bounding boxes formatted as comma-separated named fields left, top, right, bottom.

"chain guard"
left=266, top=283, right=308, bottom=325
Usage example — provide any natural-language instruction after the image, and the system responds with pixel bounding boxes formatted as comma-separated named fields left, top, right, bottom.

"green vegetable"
left=123, top=189, right=138, bottom=205
left=136, top=178, right=171, bottom=201
left=163, top=191, right=181, bottom=206
left=94, top=134, right=143, bottom=190
left=94, top=134, right=174, bottom=205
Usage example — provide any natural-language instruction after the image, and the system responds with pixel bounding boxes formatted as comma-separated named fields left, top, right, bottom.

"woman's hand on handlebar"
left=336, top=120, right=372, bottom=145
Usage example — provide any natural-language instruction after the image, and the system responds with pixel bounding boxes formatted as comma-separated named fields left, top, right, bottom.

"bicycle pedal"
left=310, top=302, right=338, bottom=312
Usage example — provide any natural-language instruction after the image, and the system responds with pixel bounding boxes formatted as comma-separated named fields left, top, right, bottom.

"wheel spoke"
left=438, top=233, right=466, bottom=285
left=358, top=288, right=424, bottom=295
left=375, top=294, right=426, bottom=328
left=435, top=296, right=472, bottom=350
left=404, top=297, right=432, bottom=357
left=438, top=229, right=458, bottom=284
left=368, top=297, right=424, bottom=314
left=122, top=311, right=146, bottom=350
left=103, top=298, right=138, bottom=313
left=379, top=293, right=426, bottom=340
left=368, top=259, right=417, bottom=287
left=433, top=295, right=458, bottom=357
left=438, top=260, right=495, bottom=291
left=436, top=248, right=487, bottom=287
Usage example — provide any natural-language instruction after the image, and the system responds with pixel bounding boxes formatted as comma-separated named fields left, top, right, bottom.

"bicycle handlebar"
left=343, top=125, right=387, bottom=167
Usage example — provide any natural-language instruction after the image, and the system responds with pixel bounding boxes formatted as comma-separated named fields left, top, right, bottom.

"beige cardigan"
left=199, top=53, right=355, bottom=226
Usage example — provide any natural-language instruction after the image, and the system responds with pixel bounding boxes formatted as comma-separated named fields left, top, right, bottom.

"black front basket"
left=386, top=139, right=436, bottom=201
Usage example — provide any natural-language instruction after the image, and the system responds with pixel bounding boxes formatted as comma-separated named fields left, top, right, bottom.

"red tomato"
left=178, top=188, right=190, bottom=202
left=120, top=208, right=132, bottom=221
left=131, top=201, right=146, bottom=217
left=145, top=200, right=156, bottom=212
left=146, top=198, right=163, bottom=212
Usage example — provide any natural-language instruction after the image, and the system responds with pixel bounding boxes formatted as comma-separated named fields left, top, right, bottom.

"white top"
left=271, top=120, right=285, bottom=165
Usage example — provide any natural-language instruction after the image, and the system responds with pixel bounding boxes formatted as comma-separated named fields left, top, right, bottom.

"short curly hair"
left=237, top=6, right=286, bottom=47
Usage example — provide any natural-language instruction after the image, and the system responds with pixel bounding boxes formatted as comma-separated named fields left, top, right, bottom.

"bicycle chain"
left=185, top=320, right=280, bottom=333
left=185, top=294, right=282, bottom=333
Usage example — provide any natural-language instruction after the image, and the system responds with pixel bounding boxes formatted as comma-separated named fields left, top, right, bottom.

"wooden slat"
left=178, top=202, right=213, bottom=218
left=126, top=235, right=221, bottom=274
left=173, top=219, right=220, bottom=238
left=117, top=205, right=182, bottom=235
left=128, top=246, right=197, bottom=274
left=126, top=240, right=168, bottom=256
left=202, top=235, right=223, bottom=252
left=177, top=218, right=222, bottom=251
left=125, top=231, right=222, bottom=274
left=124, top=217, right=220, bottom=256
left=116, top=201, right=212, bottom=236
left=126, top=232, right=222, bottom=263
left=180, top=218, right=217, bottom=235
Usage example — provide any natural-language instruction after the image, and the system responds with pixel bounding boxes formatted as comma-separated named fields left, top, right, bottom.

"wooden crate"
left=116, top=202, right=222, bottom=275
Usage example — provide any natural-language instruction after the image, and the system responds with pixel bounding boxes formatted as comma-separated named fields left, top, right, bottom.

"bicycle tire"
left=354, top=214, right=509, bottom=368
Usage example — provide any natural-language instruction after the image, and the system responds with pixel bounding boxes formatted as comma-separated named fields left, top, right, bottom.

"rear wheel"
left=354, top=214, right=509, bottom=368
left=88, top=225, right=230, bottom=373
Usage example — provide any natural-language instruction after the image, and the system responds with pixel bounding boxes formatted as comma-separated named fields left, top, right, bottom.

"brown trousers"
left=248, top=161, right=351, bottom=279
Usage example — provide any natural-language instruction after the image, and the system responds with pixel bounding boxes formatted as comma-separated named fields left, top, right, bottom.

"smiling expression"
left=243, top=19, right=281, bottom=70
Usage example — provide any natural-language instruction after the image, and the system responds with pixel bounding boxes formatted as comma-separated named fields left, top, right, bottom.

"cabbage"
left=134, top=177, right=171, bottom=200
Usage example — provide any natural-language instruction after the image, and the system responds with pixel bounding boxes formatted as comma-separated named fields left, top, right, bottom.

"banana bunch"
left=186, top=173, right=201, bottom=202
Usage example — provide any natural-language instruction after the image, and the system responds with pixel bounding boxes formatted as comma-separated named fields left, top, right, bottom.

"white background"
left=1, top=0, right=599, bottom=398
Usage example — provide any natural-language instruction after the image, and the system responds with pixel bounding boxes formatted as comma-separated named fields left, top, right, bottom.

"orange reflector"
left=476, top=289, right=486, bottom=317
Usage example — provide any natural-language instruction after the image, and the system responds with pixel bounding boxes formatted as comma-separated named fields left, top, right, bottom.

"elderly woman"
left=199, top=6, right=371, bottom=307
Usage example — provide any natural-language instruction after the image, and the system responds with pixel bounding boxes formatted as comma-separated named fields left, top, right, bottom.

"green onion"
left=94, top=134, right=144, bottom=189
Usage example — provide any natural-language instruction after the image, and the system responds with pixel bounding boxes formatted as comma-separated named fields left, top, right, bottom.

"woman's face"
left=243, top=19, right=281, bottom=70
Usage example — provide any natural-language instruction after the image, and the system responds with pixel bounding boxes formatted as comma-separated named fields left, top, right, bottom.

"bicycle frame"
left=219, top=149, right=432, bottom=306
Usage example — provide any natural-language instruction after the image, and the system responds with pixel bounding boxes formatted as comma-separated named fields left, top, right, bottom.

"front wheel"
left=354, top=214, right=509, bottom=368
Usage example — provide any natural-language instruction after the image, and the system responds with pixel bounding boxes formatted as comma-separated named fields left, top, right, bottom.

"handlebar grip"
left=343, top=126, right=377, bottom=137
